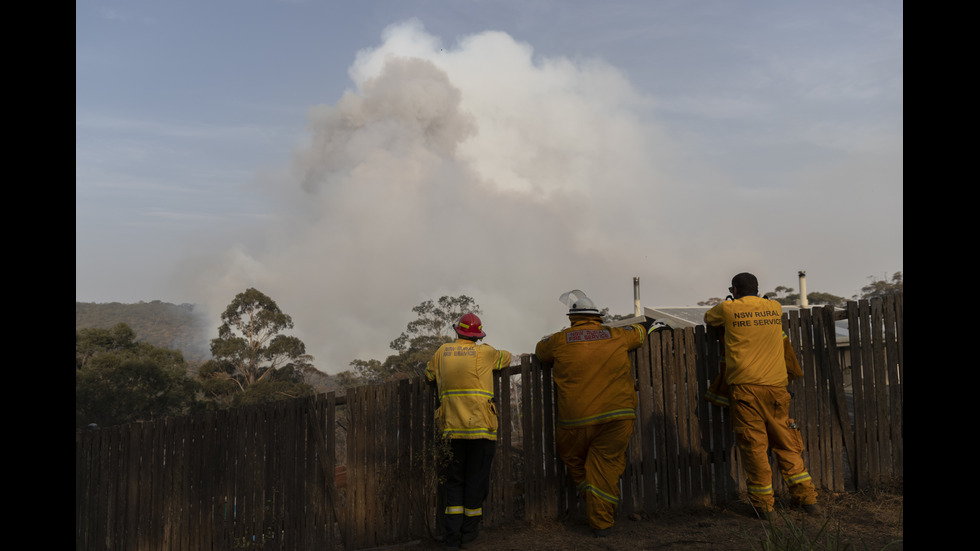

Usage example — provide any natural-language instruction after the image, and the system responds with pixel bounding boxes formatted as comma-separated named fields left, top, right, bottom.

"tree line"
left=75, top=288, right=467, bottom=428
left=77, top=289, right=319, bottom=428
left=76, top=272, right=902, bottom=428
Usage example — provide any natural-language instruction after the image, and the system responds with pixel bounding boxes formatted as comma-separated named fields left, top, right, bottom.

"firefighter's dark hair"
left=731, top=272, right=759, bottom=296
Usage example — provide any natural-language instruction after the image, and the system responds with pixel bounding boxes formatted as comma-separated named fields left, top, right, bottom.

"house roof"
left=605, top=306, right=710, bottom=329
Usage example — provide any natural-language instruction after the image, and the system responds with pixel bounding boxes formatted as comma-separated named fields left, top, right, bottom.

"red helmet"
left=454, top=313, right=486, bottom=338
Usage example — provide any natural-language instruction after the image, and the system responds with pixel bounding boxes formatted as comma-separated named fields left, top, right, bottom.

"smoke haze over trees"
left=75, top=301, right=211, bottom=362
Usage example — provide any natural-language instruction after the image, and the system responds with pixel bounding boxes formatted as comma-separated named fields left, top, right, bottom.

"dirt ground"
left=392, top=483, right=903, bottom=551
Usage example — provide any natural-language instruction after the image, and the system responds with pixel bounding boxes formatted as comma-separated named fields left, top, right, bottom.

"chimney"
left=633, top=277, right=642, bottom=317
left=798, top=270, right=809, bottom=308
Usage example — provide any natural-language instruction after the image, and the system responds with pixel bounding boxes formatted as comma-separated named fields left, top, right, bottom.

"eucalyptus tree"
left=342, top=295, right=481, bottom=386
left=859, top=271, right=903, bottom=299
left=198, top=288, right=315, bottom=406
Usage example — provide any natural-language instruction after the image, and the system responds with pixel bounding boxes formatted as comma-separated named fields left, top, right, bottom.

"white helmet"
left=559, top=289, right=601, bottom=316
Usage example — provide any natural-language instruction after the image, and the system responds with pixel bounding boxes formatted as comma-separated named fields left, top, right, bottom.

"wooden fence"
left=76, top=294, right=902, bottom=550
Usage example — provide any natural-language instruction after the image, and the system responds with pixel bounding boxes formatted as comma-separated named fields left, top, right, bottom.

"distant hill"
left=75, top=301, right=212, bottom=363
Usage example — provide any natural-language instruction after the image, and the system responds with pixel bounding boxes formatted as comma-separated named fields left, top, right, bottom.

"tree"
left=389, top=296, right=481, bottom=352
left=859, top=271, right=903, bottom=299
left=76, top=322, right=138, bottom=370
left=762, top=286, right=846, bottom=307
left=767, top=286, right=796, bottom=305
left=198, top=288, right=315, bottom=406
left=340, top=295, right=481, bottom=386
left=345, top=358, right=390, bottom=386
left=76, top=323, right=201, bottom=428
left=804, top=291, right=847, bottom=307
left=600, top=308, right=633, bottom=323
left=233, top=365, right=315, bottom=407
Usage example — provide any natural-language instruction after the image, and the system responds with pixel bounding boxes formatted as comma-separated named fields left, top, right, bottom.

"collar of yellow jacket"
left=568, top=314, right=603, bottom=325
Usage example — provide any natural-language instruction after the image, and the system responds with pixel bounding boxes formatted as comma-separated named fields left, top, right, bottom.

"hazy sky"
left=76, top=0, right=903, bottom=373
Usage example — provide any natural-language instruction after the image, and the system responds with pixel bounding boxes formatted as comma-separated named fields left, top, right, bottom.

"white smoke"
left=184, top=20, right=691, bottom=373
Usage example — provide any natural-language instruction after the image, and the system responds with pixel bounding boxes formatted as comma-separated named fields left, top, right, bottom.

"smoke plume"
left=186, top=20, right=684, bottom=373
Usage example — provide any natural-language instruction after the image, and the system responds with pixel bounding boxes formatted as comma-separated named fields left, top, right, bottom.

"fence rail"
left=76, top=294, right=903, bottom=550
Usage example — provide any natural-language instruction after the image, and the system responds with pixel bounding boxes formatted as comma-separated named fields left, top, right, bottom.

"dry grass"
left=395, top=479, right=903, bottom=551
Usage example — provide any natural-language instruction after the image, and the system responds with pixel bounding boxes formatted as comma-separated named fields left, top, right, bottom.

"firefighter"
left=704, top=273, right=820, bottom=518
left=535, top=290, right=648, bottom=537
left=425, top=312, right=512, bottom=550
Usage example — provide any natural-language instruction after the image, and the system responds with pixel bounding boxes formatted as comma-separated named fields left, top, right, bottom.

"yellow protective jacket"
left=535, top=316, right=646, bottom=428
left=703, top=328, right=804, bottom=407
left=704, top=296, right=788, bottom=387
left=425, top=338, right=512, bottom=440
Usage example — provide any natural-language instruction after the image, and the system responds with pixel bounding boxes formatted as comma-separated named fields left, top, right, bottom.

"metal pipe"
left=798, top=270, right=809, bottom=308
left=634, top=277, right=642, bottom=317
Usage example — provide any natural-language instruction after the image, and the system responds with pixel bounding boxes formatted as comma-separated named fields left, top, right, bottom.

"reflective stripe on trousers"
left=730, top=384, right=818, bottom=510
left=442, top=438, right=495, bottom=547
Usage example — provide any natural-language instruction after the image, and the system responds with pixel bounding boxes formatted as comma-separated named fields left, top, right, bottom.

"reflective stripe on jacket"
left=535, top=316, right=646, bottom=428
left=425, top=339, right=512, bottom=440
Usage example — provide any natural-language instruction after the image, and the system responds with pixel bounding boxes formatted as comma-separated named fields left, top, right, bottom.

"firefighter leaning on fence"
left=425, top=313, right=512, bottom=551
left=703, top=272, right=820, bottom=517
left=534, top=290, right=650, bottom=538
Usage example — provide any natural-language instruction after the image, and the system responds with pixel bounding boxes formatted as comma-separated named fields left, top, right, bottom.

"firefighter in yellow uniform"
left=704, top=273, right=820, bottom=517
left=535, top=290, right=647, bottom=537
left=426, top=313, right=512, bottom=550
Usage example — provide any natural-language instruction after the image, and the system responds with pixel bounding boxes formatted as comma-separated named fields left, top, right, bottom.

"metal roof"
left=605, top=306, right=710, bottom=329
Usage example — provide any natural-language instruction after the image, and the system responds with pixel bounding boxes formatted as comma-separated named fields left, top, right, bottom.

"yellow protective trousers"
left=730, top=384, right=818, bottom=511
left=556, top=419, right=634, bottom=530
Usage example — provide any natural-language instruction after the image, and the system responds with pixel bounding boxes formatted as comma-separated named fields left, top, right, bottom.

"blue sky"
left=76, top=0, right=903, bottom=372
